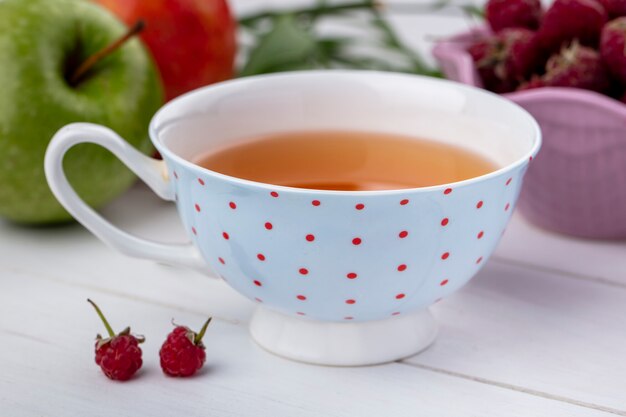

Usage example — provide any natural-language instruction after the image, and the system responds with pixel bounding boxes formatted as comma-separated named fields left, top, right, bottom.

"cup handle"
left=45, top=122, right=208, bottom=274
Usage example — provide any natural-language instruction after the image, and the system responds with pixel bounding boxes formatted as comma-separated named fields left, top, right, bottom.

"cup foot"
left=249, top=307, right=438, bottom=366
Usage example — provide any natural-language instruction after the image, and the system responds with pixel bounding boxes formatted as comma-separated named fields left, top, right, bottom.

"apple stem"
left=70, top=20, right=145, bottom=86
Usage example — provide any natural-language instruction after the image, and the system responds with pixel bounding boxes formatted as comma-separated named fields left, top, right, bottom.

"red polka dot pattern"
left=192, top=169, right=520, bottom=321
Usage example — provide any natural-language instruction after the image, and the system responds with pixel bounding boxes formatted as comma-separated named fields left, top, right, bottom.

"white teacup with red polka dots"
left=45, top=71, right=541, bottom=366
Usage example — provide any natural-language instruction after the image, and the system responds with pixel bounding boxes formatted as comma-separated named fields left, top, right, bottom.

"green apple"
left=0, top=0, right=163, bottom=224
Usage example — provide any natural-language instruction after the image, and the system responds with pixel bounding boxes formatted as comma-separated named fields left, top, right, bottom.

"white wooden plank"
left=496, top=213, right=626, bottom=286
left=0, top=271, right=614, bottom=417
left=2, top=184, right=625, bottom=414
left=0, top=185, right=255, bottom=324
left=406, top=259, right=626, bottom=413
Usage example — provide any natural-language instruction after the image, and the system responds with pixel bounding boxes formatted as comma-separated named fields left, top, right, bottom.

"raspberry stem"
left=194, top=317, right=212, bottom=345
left=87, top=299, right=116, bottom=339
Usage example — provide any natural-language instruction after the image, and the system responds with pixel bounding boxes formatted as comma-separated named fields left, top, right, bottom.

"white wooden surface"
left=1, top=1, right=625, bottom=416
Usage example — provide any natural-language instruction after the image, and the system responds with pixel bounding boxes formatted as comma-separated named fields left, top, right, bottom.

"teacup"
left=45, top=71, right=541, bottom=366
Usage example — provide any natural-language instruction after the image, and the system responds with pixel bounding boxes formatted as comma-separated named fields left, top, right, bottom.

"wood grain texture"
left=496, top=214, right=626, bottom=287
left=406, top=260, right=626, bottom=413
left=1, top=184, right=624, bottom=416
left=0, top=270, right=616, bottom=417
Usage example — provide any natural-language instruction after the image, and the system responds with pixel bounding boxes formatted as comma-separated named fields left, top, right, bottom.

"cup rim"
left=149, top=70, right=542, bottom=196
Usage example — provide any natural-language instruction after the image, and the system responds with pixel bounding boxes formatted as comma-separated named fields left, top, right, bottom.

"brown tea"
left=193, top=131, right=497, bottom=191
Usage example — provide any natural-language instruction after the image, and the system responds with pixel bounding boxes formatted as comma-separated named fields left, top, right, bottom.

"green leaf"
left=316, top=37, right=351, bottom=55
left=239, top=15, right=317, bottom=77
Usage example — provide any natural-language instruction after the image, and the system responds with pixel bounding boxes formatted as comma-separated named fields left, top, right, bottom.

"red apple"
left=95, top=0, right=236, bottom=101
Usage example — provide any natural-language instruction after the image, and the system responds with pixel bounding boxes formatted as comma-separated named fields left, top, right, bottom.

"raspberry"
left=485, top=0, right=543, bottom=32
left=517, top=76, right=545, bottom=90
left=542, top=41, right=609, bottom=91
left=597, top=0, right=626, bottom=17
left=468, top=28, right=539, bottom=93
left=160, top=317, right=212, bottom=377
left=537, top=0, right=608, bottom=52
left=88, top=299, right=144, bottom=381
left=601, top=17, right=626, bottom=85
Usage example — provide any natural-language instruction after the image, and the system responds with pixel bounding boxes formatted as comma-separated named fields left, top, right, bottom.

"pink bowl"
left=433, top=27, right=626, bottom=239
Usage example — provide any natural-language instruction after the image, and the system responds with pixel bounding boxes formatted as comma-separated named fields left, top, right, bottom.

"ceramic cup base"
left=249, top=306, right=438, bottom=366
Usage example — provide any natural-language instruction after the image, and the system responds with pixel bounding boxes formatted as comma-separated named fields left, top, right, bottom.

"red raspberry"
left=601, top=17, right=626, bottom=84
left=88, top=299, right=144, bottom=381
left=537, top=0, right=608, bottom=52
left=597, top=0, right=626, bottom=17
left=485, top=0, right=543, bottom=32
left=517, top=76, right=545, bottom=90
left=468, top=28, right=539, bottom=93
left=160, top=317, right=212, bottom=377
left=542, top=41, right=609, bottom=91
